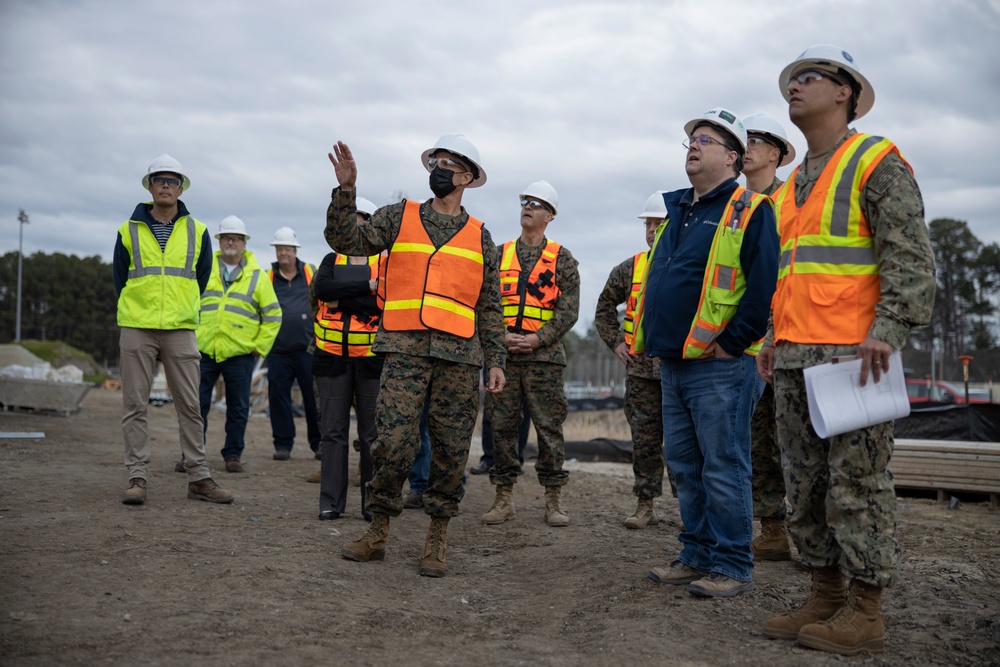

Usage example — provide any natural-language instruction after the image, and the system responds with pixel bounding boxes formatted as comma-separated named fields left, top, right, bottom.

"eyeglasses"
left=150, top=176, right=182, bottom=188
left=219, top=235, right=245, bottom=243
left=748, top=136, right=778, bottom=148
left=426, top=156, right=468, bottom=173
left=682, top=134, right=727, bottom=150
left=520, top=198, right=548, bottom=211
left=787, top=69, right=843, bottom=92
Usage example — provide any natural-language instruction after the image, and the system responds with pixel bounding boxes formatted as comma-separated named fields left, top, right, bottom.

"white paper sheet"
left=803, top=351, right=910, bottom=439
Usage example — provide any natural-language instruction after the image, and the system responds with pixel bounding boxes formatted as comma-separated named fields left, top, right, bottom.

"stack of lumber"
left=891, top=439, right=1000, bottom=507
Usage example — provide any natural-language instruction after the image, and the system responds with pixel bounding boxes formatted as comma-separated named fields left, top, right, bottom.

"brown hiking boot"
left=544, top=486, right=569, bottom=527
left=174, top=458, right=186, bottom=473
left=224, top=458, right=243, bottom=473
left=624, top=497, right=658, bottom=529
left=797, top=580, right=885, bottom=655
left=752, top=517, right=791, bottom=561
left=418, top=517, right=449, bottom=577
left=342, top=512, right=389, bottom=561
left=481, top=485, right=515, bottom=525
left=351, top=460, right=362, bottom=487
left=187, top=478, right=234, bottom=504
left=402, top=490, right=424, bottom=509
left=688, top=573, right=754, bottom=598
left=306, top=470, right=321, bottom=483
left=122, top=478, right=147, bottom=505
left=648, top=560, right=708, bottom=585
left=763, top=566, right=846, bottom=640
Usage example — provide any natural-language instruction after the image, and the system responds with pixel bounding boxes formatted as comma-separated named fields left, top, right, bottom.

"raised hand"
left=328, top=141, right=357, bottom=190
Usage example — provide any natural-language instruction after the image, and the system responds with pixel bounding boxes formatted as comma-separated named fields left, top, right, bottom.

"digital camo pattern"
left=751, top=383, right=785, bottom=519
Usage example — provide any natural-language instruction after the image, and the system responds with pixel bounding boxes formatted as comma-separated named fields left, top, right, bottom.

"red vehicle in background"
left=905, top=379, right=994, bottom=404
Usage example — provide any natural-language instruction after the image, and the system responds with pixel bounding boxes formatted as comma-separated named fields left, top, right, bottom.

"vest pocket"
left=807, top=283, right=859, bottom=338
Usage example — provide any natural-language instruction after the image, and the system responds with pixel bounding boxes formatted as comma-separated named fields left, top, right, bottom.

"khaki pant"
left=120, top=327, right=210, bottom=483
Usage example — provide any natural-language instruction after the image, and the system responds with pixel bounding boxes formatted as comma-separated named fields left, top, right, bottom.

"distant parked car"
left=905, top=379, right=993, bottom=404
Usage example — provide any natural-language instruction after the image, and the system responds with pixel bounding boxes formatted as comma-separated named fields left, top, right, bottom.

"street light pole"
left=16, top=209, right=30, bottom=343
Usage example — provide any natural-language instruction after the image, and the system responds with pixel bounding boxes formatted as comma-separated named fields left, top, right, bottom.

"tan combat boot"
left=752, top=517, right=792, bottom=561
left=797, top=580, right=885, bottom=655
left=763, top=566, right=846, bottom=640
left=187, top=478, right=234, bottom=504
left=544, top=486, right=569, bottom=527
left=341, top=512, right=389, bottom=562
left=481, top=485, right=515, bottom=525
left=418, top=517, right=449, bottom=577
left=122, top=478, right=147, bottom=505
left=624, top=497, right=658, bottom=529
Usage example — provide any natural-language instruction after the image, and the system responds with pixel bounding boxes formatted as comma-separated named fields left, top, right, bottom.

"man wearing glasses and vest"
left=114, top=154, right=233, bottom=505
left=481, top=181, right=580, bottom=528
left=595, top=191, right=676, bottom=531
left=634, top=108, right=779, bottom=599
left=759, top=46, right=935, bottom=657
left=197, top=216, right=282, bottom=474
left=740, top=113, right=797, bottom=562
left=326, top=134, right=506, bottom=577
left=266, top=227, right=321, bottom=462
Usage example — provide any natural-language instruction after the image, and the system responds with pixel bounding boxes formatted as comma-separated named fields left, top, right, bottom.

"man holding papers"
left=757, top=46, right=936, bottom=656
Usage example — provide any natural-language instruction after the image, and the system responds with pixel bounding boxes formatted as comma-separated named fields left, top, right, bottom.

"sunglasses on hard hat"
left=426, top=156, right=469, bottom=173
left=150, top=176, right=182, bottom=188
left=787, top=69, right=844, bottom=92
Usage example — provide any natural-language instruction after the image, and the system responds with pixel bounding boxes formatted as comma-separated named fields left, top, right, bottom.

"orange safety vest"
left=314, top=255, right=383, bottom=357
left=377, top=200, right=485, bottom=339
left=499, top=238, right=562, bottom=333
left=267, top=263, right=314, bottom=285
left=772, top=133, right=904, bottom=345
left=622, top=251, right=647, bottom=347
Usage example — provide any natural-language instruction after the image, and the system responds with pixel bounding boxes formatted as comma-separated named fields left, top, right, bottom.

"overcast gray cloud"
left=2, top=0, right=999, bottom=331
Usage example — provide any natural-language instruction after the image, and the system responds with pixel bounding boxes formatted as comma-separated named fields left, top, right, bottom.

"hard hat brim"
left=420, top=148, right=487, bottom=188
left=779, top=59, right=874, bottom=121
left=683, top=117, right=747, bottom=153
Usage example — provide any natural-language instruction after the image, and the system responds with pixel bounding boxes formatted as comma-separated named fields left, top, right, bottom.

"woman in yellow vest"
left=312, top=196, right=386, bottom=521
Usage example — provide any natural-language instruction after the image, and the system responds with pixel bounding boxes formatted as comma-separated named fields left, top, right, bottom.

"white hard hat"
left=638, top=191, right=667, bottom=220
left=520, top=180, right=558, bottom=215
left=742, top=113, right=797, bottom=167
left=683, top=108, right=747, bottom=153
left=142, top=153, right=190, bottom=190
left=270, top=226, right=300, bottom=247
left=356, top=196, right=377, bottom=217
left=420, top=133, right=487, bottom=188
left=779, top=44, right=874, bottom=120
left=215, top=215, right=249, bottom=240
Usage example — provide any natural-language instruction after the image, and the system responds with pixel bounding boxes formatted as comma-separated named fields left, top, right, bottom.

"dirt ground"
left=1, top=388, right=998, bottom=667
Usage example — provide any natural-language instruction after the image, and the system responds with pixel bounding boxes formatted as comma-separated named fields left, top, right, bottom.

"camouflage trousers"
left=487, top=360, right=568, bottom=487
left=624, top=374, right=676, bottom=498
left=751, top=384, right=786, bottom=519
left=774, top=368, right=898, bottom=588
left=368, top=353, right=480, bottom=519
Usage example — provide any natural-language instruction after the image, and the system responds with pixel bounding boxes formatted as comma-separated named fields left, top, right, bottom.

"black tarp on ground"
left=523, top=403, right=1000, bottom=464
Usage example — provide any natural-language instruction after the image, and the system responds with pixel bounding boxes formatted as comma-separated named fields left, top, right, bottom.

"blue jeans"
left=408, top=399, right=432, bottom=494
left=267, top=351, right=321, bottom=453
left=660, top=355, right=759, bottom=582
left=200, top=353, right=256, bottom=462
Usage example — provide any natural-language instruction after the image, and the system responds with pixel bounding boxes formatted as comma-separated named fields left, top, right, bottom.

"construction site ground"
left=1, top=389, right=998, bottom=666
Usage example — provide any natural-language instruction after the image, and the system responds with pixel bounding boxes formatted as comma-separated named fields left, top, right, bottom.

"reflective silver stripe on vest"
left=830, top=135, right=883, bottom=237
left=715, top=266, right=735, bottom=290
left=793, top=245, right=877, bottom=266
left=223, top=304, right=260, bottom=320
left=201, top=303, right=220, bottom=312
left=127, top=218, right=196, bottom=279
left=202, top=290, right=224, bottom=299
left=261, top=315, right=283, bottom=323
left=779, top=249, right=793, bottom=271
left=691, top=324, right=716, bottom=345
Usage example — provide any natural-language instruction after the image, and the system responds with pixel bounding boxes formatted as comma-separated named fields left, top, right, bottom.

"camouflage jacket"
left=325, top=188, right=506, bottom=370
left=595, top=255, right=659, bottom=380
left=504, top=239, right=580, bottom=366
left=768, top=130, right=936, bottom=369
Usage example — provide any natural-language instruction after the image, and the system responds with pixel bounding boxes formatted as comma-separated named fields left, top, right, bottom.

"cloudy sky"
left=2, top=0, right=998, bottom=332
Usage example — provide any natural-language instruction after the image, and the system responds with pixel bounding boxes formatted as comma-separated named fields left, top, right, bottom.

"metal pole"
left=15, top=209, right=29, bottom=343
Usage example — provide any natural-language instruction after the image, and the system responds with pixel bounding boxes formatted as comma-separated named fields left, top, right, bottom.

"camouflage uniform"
left=750, top=175, right=785, bottom=520
left=487, top=241, right=579, bottom=488
left=325, top=189, right=506, bottom=518
left=770, top=131, right=935, bottom=587
left=595, top=255, right=675, bottom=499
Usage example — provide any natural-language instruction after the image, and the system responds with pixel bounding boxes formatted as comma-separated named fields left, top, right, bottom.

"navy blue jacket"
left=642, top=178, right=779, bottom=360
left=269, top=258, right=315, bottom=355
